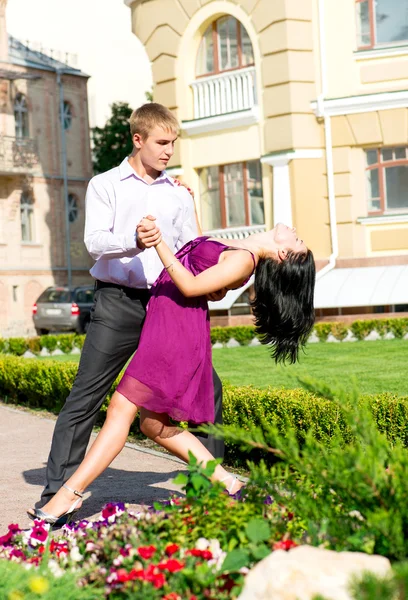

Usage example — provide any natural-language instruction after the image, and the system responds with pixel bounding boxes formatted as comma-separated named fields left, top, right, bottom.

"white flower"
left=70, top=546, right=83, bottom=562
left=208, top=539, right=222, bottom=557
left=195, top=538, right=210, bottom=550
left=48, top=559, right=64, bottom=578
left=348, top=510, right=365, bottom=521
left=85, top=542, right=97, bottom=552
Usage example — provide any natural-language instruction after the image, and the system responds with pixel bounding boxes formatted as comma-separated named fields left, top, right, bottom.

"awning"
left=314, top=265, right=408, bottom=309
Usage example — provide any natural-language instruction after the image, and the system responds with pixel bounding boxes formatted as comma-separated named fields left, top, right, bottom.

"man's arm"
left=84, top=177, right=142, bottom=260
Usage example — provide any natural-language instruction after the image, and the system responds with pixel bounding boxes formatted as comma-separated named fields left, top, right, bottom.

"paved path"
left=0, top=405, right=187, bottom=533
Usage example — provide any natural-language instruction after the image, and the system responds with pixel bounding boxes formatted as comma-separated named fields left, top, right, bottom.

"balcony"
left=205, top=224, right=266, bottom=240
left=182, top=67, right=259, bottom=136
left=0, top=135, right=40, bottom=175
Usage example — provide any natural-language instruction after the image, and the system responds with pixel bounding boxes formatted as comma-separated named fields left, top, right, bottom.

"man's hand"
left=174, top=178, right=195, bottom=199
left=136, top=215, right=162, bottom=249
left=206, top=288, right=229, bottom=302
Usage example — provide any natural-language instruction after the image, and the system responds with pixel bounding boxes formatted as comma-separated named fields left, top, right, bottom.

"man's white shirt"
left=85, top=157, right=198, bottom=288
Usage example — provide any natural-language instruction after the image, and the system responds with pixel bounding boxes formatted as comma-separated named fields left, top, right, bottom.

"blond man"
left=40, top=103, right=224, bottom=510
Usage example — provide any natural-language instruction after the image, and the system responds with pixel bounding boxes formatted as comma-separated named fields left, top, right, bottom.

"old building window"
left=199, top=160, right=264, bottom=230
left=62, top=101, right=73, bottom=130
left=20, top=191, right=34, bottom=242
left=356, top=0, right=408, bottom=49
left=14, top=93, right=29, bottom=138
left=366, top=147, right=408, bottom=213
left=68, top=193, right=78, bottom=223
left=196, top=16, right=254, bottom=76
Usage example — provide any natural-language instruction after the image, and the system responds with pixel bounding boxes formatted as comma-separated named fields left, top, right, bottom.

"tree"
left=91, top=102, right=133, bottom=174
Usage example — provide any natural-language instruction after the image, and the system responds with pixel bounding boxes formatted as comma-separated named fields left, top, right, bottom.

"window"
left=20, top=191, right=34, bottom=242
left=14, top=93, right=29, bottom=138
left=356, top=0, right=408, bottom=49
left=62, top=101, right=73, bottom=130
left=196, top=16, right=254, bottom=76
left=199, top=160, right=264, bottom=230
left=68, top=193, right=78, bottom=223
left=365, top=147, right=408, bottom=213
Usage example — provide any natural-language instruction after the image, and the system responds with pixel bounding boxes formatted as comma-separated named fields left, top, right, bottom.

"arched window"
left=14, top=93, right=29, bottom=138
left=196, top=16, right=254, bottom=76
left=68, top=193, right=79, bottom=223
left=62, top=101, right=73, bottom=130
left=20, top=191, right=34, bottom=242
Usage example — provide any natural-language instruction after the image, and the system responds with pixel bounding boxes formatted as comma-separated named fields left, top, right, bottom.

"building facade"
left=0, top=0, right=93, bottom=336
left=126, top=0, right=408, bottom=322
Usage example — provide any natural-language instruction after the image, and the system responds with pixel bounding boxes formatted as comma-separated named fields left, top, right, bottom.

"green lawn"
left=38, top=339, right=407, bottom=396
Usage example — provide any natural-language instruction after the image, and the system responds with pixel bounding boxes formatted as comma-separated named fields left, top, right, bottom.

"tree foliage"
left=91, top=102, right=133, bottom=174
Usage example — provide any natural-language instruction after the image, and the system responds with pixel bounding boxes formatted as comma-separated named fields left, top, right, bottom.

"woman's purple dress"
left=116, top=236, right=255, bottom=424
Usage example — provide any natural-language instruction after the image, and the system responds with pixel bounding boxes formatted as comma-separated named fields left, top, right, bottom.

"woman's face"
left=272, top=223, right=307, bottom=254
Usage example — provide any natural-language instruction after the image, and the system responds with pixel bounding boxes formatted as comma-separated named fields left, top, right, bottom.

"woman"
left=28, top=221, right=315, bottom=526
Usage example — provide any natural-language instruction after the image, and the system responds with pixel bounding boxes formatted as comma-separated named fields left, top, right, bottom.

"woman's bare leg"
left=33, top=392, right=138, bottom=517
left=140, top=409, right=244, bottom=494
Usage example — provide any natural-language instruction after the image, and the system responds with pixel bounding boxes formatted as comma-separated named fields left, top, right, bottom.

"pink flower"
left=30, top=525, right=48, bottom=543
left=137, top=545, right=156, bottom=559
left=0, top=531, right=13, bottom=546
left=9, top=548, right=26, bottom=561
left=102, top=503, right=117, bottom=519
left=8, top=524, right=21, bottom=535
left=165, top=543, right=180, bottom=556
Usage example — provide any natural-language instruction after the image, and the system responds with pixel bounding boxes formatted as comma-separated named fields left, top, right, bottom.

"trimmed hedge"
left=1, top=356, right=407, bottom=466
left=0, top=333, right=85, bottom=356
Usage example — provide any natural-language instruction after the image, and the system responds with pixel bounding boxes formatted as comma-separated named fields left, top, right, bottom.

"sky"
left=6, top=0, right=153, bottom=128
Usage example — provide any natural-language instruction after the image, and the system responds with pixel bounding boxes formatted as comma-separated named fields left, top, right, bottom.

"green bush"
left=27, top=336, right=41, bottom=355
left=330, top=321, right=349, bottom=341
left=388, top=317, right=408, bottom=339
left=210, top=326, right=231, bottom=345
left=314, top=322, right=333, bottom=342
left=7, top=337, right=28, bottom=356
left=74, top=334, right=86, bottom=350
left=350, top=320, right=376, bottom=340
left=39, top=335, right=59, bottom=353
left=0, top=338, right=6, bottom=353
left=57, top=334, right=75, bottom=354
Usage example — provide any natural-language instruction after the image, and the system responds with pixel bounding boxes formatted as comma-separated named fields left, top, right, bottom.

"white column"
left=271, top=159, right=293, bottom=226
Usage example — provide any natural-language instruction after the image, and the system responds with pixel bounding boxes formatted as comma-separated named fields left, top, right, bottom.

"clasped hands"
left=136, top=215, right=227, bottom=302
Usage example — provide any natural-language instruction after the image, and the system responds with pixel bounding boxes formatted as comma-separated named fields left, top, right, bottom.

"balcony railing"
left=0, top=135, right=39, bottom=174
left=191, top=66, right=257, bottom=119
left=205, top=224, right=266, bottom=240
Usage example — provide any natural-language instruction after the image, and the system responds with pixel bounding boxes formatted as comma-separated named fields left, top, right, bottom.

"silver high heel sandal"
left=27, top=484, right=84, bottom=528
left=220, top=474, right=242, bottom=496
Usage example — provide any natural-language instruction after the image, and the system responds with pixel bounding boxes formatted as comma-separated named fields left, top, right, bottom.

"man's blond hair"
left=129, top=103, right=179, bottom=140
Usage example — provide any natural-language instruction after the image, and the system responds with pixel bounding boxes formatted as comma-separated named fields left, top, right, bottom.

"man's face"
left=133, top=125, right=177, bottom=173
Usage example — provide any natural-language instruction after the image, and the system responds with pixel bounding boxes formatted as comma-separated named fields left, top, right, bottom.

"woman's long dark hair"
left=251, top=249, right=316, bottom=363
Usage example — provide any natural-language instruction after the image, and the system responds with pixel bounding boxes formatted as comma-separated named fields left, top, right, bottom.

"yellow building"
left=0, top=0, right=93, bottom=336
left=126, top=0, right=408, bottom=323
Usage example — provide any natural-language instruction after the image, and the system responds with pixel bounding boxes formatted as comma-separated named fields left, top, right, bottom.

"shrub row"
left=0, top=333, right=86, bottom=356
left=1, top=356, right=407, bottom=466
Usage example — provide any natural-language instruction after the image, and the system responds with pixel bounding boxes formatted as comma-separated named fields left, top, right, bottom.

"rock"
left=249, top=337, right=261, bottom=346
left=22, top=350, right=36, bottom=358
left=39, top=347, right=50, bottom=356
left=226, top=337, right=240, bottom=348
left=237, top=545, right=391, bottom=600
left=51, top=348, right=64, bottom=356
left=71, top=346, right=81, bottom=354
left=343, top=330, right=357, bottom=342
left=364, top=330, right=380, bottom=341
left=307, top=331, right=319, bottom=343
left=326, top=333, right=340, bottom=343
left=384, top=331, right=395, bottom=340
left=212, top=342, right=223, bottom=349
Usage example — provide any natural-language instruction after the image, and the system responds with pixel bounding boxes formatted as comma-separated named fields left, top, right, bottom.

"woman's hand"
left=136, top=215, right=162, bottom=248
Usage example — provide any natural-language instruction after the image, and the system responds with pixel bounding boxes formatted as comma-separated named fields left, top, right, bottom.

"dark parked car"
left=32, top=285, right=95, bottom=335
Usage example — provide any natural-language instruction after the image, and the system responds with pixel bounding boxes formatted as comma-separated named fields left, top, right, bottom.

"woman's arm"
left=155, top=237, right=254, bottom=298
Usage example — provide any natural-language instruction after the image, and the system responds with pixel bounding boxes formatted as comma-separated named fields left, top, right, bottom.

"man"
left=40, top=103, right=224, bottom=507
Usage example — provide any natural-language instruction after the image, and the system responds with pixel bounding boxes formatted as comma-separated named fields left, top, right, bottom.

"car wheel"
left=35, top=328, right=48, bottom=336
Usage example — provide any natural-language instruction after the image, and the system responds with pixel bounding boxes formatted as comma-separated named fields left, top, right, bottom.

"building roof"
left=314, top=265, right=408, bottom=309
left=7, top=35, right=88, bottom=77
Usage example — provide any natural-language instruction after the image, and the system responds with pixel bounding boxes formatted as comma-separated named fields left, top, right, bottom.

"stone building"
left=0, top=0, right=93, bottom=336
left=125, top=0, right=408, bottom=322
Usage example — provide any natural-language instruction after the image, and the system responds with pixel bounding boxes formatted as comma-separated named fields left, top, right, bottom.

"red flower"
left=137, top=545, right=156, bottom=559
left=165, top=543, right=180, bottom=556
left=38, top=544, right=45, bottom=555
left=162, top=594, right=180, bottom=600
left=189, top=596, right=198, bottom=600
left=102, top=503, right=117, bottom=519
left=273, top=539, right=298, bottom=551
left=50, top=540, right=69, bottom=557
left=8, top=524, right=21, bottom=535
left=30, top=525, right=48, bottom=543
left=158, top=559, right=184, bottom=573
left=116, top=568, right=130, bottom=583
left=128, top=568, right=145, bottom=581
left=152, top=573, right=166, bottom=589
left=187, top=549, right=213, bottom=560
left=0, top=531, right=13, bottom=546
